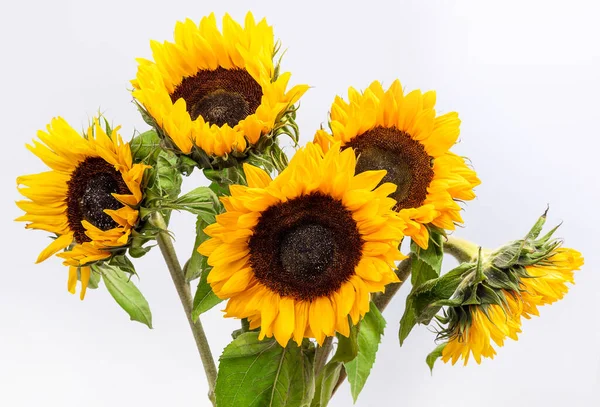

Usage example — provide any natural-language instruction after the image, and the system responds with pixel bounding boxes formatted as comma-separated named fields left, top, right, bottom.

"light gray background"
left=1, top=0, right=598, bottom=406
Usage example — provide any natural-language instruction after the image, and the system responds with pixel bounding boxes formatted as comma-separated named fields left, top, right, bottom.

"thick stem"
left=444, top=236, right=480, bottom=263
left=151, top=212, right=218, bottom=406
left=314, top=336, right=334, bottom=378
left=373, top=258, right=412, bottom=311
left=331, top=258, right=412, bottom=397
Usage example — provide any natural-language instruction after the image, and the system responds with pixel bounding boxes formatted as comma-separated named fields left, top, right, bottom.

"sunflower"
left=132, top=12, right=309, bottom=158
left=315, top=80, right=481, bottom=248
left=519, top=248, right=584, bottom=318
left=198, top=143, right=405, bottom=346
left=16, top=117, right=148, bottom=299
left=440, top=295, right=523, bottom=365
left=440, top=247, right=583, bottom=365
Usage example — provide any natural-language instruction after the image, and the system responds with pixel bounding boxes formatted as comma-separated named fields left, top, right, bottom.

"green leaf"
left=400, top=263, right=473, bottom=344
left=311, top=362, right=342, bottom=407
left=344, top=303, right=386, bottom=403
left=399, top=233, right=445, bottom=345
left=186, top=213, right=216, bottom=282
left=130, top=129, right=161, bottom=164
left=169, top=186, right=219, bottom=217
left=426, top=343, right=447, bottom=372
left=189, top=213, right=224, bottom=317
left=410, top=232, right=444, bottom=287
left=97, top=263, right=153, bottom=328
left=331, top=322, right=359, bottom=363
left=398, top=296, right=417, bottom=346
left=215, top=333, right=315, bottom=407
left=191, top=263, right=223, bottom=319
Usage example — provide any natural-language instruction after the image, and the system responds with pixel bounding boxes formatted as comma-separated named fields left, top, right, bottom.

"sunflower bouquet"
left=16, top=12, right=584, bottom=407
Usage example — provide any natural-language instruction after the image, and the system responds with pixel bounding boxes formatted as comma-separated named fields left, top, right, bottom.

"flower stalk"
left=151, top=212, right=218, bottom=406
left=443, top=236, right=481, bottom=263
left=330, top=258, right=413, bottom=396
left=314, top=337, right=334, bottom=378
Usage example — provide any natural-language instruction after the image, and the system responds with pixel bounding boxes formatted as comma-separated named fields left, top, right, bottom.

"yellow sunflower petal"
left=201, top=142, right=404, bottom=345
left=316, top=80, right=479, bottom=249
left=17, top=116, right=144, bottom=285
left=132, top=12, right=308, bottom=158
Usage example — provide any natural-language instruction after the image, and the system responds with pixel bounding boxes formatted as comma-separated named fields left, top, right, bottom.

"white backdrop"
left=1, top=1, right=599, bottom=406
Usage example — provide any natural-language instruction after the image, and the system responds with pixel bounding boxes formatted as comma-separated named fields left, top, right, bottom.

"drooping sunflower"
left=198, top=143, right=406, bottom=346
left=519, top=248, right=584, bottom=318
left=439, top=247, right=583, bottom=365
left=440, top=295, right=523, bottom=365
left=315, top=80, right=481, bottom=248
left=16, top=117, right=148, bottom=299
left=132, top=12, right=309, bottom=159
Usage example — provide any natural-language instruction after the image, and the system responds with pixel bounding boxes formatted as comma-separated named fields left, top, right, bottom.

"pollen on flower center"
left=170, top=67, right=263, bottom=127
left=67, top=157, right=130, bottom=243
left=280, top=224, right=335, bottom=280
left=191, top=90, right=249, bottom=127
left=248, top=192, right=364, bottom=301
left=345, top=126, right=434, bottom=211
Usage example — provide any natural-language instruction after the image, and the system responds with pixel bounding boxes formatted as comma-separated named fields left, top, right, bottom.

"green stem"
left=314, top=336, right=334, bottom=378
left=373, top=257, right=412, bottom=311
left=151, top=212, right=218, bottom=406
left=444, top=236, right=480, bottom=263
left=331, top=258, right=412, bottom=396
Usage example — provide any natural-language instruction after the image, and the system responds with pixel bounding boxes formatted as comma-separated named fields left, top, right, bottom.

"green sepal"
left=231, top=318, right=259, bottom=340
left=93, top=262, right=152, bottom=328
left=204, top=165, right=247, bottom=191
left=133, top=98, right=295, bottom=173
left=134, top=100, right=157, bottom=129
left=344, top=303, right=386, bottom=403
left=526, top=206, right=548, bottom=240
left=130, top=129, right=161, bottom=164
left=484, top=266, right=521, bottom=292
left=246, top=139, right=290, bottom=174
left=128, top=228, right=157, bottom=258
left=127, top=149, right=184, bottom=259
left=426, top=343, right=447, bottom=373
left=215, top=333, right=315, bottom=407
left=145, top=149, right=183, bottom=204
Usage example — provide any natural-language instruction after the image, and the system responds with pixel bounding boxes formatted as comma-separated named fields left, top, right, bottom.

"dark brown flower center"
left=170, top=67, right=263, bottom=127
left=345, top=126, right=434, bottom=211
left=248, top=193, right=364, bottom=301
left=66, top=157, right=130, bottom=243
